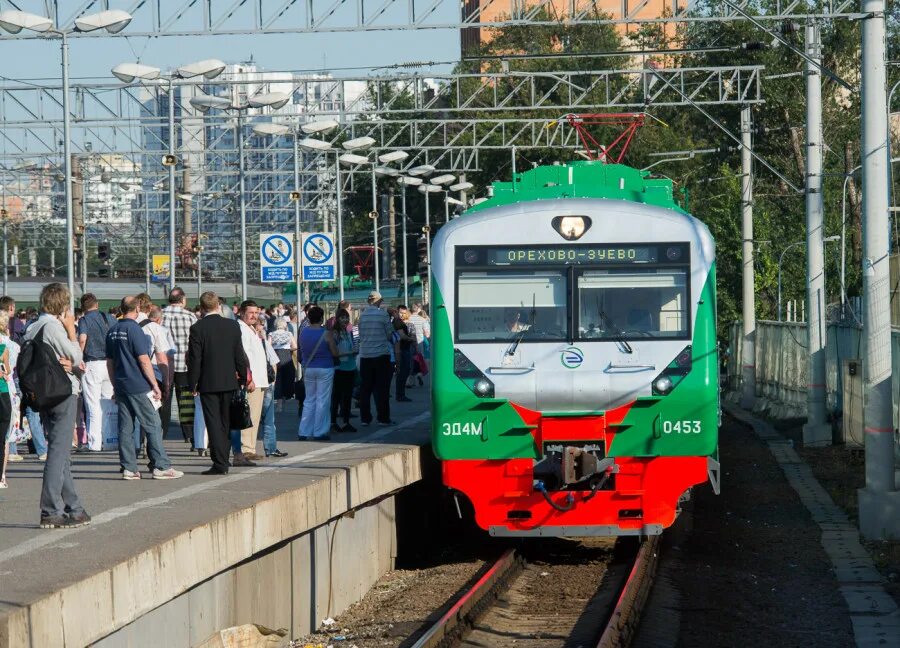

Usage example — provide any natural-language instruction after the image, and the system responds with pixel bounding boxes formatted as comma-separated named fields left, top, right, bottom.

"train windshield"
left=456, top=270, right=568, bottom=341
left=577, top=269, right=689, bottom=340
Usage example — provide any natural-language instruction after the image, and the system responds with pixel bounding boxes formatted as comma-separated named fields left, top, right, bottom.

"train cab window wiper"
left=506, top=293, right=536, bottom=356
left=597, top=307, right=633, bottom=354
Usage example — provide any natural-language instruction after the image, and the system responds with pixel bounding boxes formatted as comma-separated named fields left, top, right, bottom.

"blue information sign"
left=259, top=233, right=294, bottom=283
left=301, top=233, right=336, bottom=282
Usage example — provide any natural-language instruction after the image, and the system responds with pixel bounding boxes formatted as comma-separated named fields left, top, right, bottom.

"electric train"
left=430, top=161, right=720, bottom=536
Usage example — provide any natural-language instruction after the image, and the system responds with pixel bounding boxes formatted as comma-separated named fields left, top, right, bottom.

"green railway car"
left=430, top=161, right=720, bottom=537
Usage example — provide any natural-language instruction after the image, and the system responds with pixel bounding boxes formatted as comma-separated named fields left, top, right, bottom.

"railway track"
left=408, top=536, right=660, bottom=648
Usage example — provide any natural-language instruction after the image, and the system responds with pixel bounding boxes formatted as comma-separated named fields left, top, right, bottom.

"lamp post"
left=191, top=90, right=291, bottom=300
left=253, top=119, right=341, bottom=309
left=0, top=9, right=133, bottom=307
left=396, top=176, right=423, bottom=307
left=112, top=59, right=225, bottom=292
left=777, top=235, right=840, bottom=322
left=417, top=182, right=442, bottom=305
left=372, top=150, right=409, bottom=293
left=296, top=126, right=373, bottom=302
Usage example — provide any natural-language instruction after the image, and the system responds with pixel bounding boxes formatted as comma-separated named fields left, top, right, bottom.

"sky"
left=0, top=7, right=461, bottom=83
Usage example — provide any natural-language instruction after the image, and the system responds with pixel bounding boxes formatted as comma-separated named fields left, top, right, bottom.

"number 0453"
left=662, top=420, right=702, bottom=434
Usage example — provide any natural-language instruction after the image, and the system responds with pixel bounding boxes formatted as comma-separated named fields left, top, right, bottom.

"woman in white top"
left=268, top=319, right=297, bottom=411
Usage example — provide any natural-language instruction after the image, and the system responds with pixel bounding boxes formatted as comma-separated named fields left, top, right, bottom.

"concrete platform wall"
left=0, top=445, right=421, bottom=648
left=92, top=498, right=397, bottom=647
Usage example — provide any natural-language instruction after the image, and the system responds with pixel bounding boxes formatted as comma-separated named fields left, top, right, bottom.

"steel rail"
left=596, top=536, right=661, bottom=648
left=410, top=548, right=521, bottom=648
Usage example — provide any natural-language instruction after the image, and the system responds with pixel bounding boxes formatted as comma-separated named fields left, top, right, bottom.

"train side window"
left=577, top=269, right=689, bottom=340
left=456, top=270, right=568, bottom=342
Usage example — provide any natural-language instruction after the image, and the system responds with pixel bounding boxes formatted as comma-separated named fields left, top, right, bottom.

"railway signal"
left=97, top=241, right=110, bottom=261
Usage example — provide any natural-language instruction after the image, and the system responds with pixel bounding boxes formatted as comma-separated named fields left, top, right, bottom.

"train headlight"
left=653, top=375, right=673, bottom=395
left=474, top=378, right=493, bottom=396
left=651, top=345, right=692, bottom=396
left=552, top=215, right=591, bottom=241
left=454, top=349, right=495, bottom=398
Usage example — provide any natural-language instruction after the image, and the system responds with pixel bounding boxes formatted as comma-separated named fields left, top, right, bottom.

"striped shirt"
left=357, top=305, right=393, bottom=358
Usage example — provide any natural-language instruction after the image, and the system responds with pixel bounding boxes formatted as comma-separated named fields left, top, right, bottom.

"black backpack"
left=17, top=324, right=72, bottom=411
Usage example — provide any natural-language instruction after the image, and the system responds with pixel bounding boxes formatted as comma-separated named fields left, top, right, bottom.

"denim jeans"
left=117, top=392, right=171, bottom=473
left=27, top=407, right=48, bottom=456
left=260, top=386, right=277, bottom=455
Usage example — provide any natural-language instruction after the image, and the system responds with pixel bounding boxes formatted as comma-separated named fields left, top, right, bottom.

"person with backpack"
left=19, top=283, right=91, bottom=529
left=76, top=293, right=116, bottom=453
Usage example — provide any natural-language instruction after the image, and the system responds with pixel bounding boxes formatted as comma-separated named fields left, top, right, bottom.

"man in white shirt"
left=231, top=300, right=268, bottom=464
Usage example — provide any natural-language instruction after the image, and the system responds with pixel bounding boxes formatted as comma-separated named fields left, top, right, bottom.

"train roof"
left=466, top=161, right=685, bottom=214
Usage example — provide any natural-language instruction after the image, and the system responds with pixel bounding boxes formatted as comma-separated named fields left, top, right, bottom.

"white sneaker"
left=38, top=454, right=47, bottom=461
left=152, top=468, right=184, bottom=480
left=123, top=470, right=142, bottom=480
left=8, top=454, right=23, bottom=462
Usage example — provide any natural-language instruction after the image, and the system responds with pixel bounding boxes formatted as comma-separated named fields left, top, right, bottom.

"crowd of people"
left=0, top=284, right=431, bottom=529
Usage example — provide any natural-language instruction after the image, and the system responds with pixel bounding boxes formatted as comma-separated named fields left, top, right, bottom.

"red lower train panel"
left=444, top=455, right=708, bottom=536
left=443, top=403, right=710, bottom=536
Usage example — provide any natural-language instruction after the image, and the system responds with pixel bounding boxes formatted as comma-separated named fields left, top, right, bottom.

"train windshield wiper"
left=598, top=308, right=633, bottom=354
left=506, top=293, right=536, bottom=356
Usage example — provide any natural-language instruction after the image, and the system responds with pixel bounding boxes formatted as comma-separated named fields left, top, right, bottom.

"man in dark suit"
left=187, top=291, right=250, bottom=475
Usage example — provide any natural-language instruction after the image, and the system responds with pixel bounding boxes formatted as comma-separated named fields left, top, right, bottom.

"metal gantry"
left=0, top=0, right=864, bottom=37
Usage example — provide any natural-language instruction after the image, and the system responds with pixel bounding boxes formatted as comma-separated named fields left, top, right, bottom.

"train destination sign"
left=470, top=244, right=686, bottom=266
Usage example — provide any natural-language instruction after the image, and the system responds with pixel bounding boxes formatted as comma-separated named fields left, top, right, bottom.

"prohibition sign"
left=262, top=234, right=292, bottom=265
left=303, top=234, right=333, bottom=265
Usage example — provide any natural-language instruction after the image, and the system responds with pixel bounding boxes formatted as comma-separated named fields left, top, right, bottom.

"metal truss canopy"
left=0, top=0, right=862, bottom=37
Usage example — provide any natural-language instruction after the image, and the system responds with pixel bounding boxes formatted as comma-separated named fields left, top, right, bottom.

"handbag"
left=229, top=388, right=253, bottom=430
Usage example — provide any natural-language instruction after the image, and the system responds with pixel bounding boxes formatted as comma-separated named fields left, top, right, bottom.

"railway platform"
left=0, top=395, right=432, bottom=648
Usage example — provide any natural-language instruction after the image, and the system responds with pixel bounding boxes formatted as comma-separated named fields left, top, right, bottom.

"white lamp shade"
left=450, top=181, right=474, bottom=192
left=298, top=137, right=332, bottom=151
left=408, top=164, right=436, bottom=177
left=301, top=119, right=340, bottom=134
left=248, top=92, right=291, bottom=109
left=111, top=63, right=161, bottom=83
left=378, top=151, right=409, bottom=164
left=431, top=174, right=456, bottom=185
left=472, top=197, right=488, bottom=205
left=342, top=136, right=376, bottom=151
left=177, top=59, right=227, bottom=79
left=252, top=123, right=290, bottom=136
left=374, top=166, right=400, bottom=177
left=339, top=153, right=370, bottom=165
left=0, top=10, right=53, bottom=33
left=446, top=196, right=465, bottom=206
left=418, top=184, right=443, bottom=193
left=190, top=94, right=232, bottom=112
left=75, top=10, right=132, bottom=33
left=397, top=176, right=423, bottom=186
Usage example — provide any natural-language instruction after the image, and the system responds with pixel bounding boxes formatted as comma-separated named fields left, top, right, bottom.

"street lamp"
left=252, top=118, right=341, bottom=308
left=1, top=9, right=133, bottom=307
left=777, top=235, right=840, bottom=321
left=190, top=90, right=290, bottom=300
left=296, top=125, right=374, bottom=301
left=112, top=59, right=225, bottom=292
left=370, top=150, right=409, bottom=293
left=417, top=182, right=442, bottom=304
left=395, top=176, right=423, bottom=306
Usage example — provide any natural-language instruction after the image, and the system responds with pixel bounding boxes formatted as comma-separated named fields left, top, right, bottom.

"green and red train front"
left=429, top=163, right=719, bottom=537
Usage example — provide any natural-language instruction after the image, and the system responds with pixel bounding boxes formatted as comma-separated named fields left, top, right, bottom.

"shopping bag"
left=193, top=395, right=208, bottom=450
left=101, top=398, right=119, bottom=450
